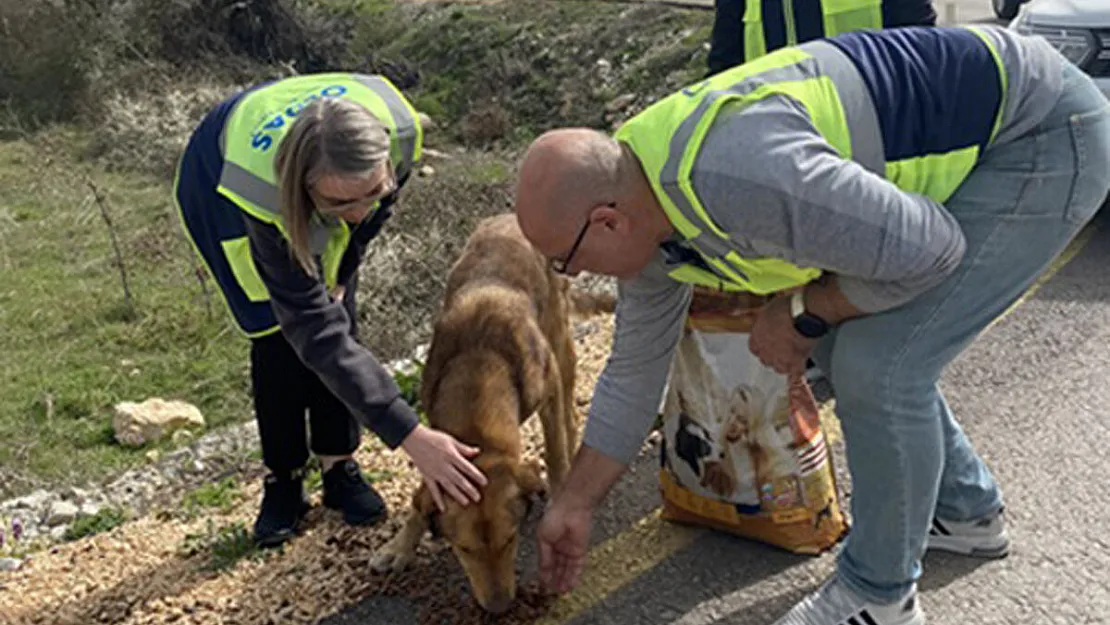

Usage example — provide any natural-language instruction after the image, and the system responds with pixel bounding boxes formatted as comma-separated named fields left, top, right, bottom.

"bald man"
left=515, top=25, right=1110, bottom=625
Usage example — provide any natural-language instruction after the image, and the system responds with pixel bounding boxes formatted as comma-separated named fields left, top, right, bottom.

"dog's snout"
left=482, top=591, right=514, bottom=615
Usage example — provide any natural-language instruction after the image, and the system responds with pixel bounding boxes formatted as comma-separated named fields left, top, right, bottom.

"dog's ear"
left=514, top=322, right=553, bottom=416
left=413, top=483, right=443, bottom=539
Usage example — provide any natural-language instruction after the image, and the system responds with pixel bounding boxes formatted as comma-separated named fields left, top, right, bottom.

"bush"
left=63, top=507, right=130, bottom=541
left=0, top=2, right=95, bottom=132
left=124, top=0, right=357, bottom=74
left=85, top=80, right=242, bottom=177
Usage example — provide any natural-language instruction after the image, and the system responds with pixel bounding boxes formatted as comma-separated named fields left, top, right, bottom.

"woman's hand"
left=400, top=423, right=488, bottom=511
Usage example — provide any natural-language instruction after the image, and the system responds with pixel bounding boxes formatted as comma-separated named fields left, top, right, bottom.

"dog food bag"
left=658, top=287, right=848, bottom=555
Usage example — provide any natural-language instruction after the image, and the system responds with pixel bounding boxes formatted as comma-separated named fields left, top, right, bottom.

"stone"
left=9, top=490, right=51, bottom=511
left=49, top=526, right=67, bottom=541
left=605, top=93, right=636, bottom=113
left=45, top=501, right=79, bottom=527
left=79, top=502, right=102, bottom=518
left=171, top=429, right=194, bottom=446
left=112, top=398, right=205, bottom=447
left=417, top=111, right=436, bottom=130
left=418, top=164, right=435, bottom=177
left=0, top=558, right=21, bottom=572
left=145, top=449, right=162, bottom=463
left=422, top=148, right=452, bottom=161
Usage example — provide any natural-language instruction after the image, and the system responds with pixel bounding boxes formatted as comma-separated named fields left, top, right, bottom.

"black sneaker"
left=253, top=471, right=310, bottom=548
left=322, top=458, right=388, bottom=526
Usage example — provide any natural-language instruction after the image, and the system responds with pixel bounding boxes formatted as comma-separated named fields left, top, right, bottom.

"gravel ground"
left=0, top=315, right=617, bottom=625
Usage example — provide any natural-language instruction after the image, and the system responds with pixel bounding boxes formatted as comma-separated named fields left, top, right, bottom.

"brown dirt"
left=0, top=316, right=615, bottom=625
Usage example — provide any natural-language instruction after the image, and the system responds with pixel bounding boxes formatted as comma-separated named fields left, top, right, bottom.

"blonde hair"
left=274, top=97, right=392, bottom=277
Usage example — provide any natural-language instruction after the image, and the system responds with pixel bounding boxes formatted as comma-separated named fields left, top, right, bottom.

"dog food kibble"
left=658, top=287, right=849, bottom=555
left=377, top=550, right=554, bottom=625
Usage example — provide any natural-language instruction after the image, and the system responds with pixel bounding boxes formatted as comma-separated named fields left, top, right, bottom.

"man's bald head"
left=513, top=127, right=623, bottom=248
left=512, top=126, right=672, bottom=280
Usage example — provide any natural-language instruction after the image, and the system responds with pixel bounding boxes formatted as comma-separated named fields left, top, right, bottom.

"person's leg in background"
left=881, top=0, right=937, bottom=28
left=789, top=62, right=1110, bottom=623
left=707, top=0, right=746, bottom=76
left=307, top=271, right=389, bottom=526
left=249, top=332, right=314, bottom=546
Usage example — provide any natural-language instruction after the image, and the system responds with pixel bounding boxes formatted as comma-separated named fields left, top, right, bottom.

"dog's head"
left=674, top=412, right=723, bottom=477
left=414, top=457, right=546, bottom=614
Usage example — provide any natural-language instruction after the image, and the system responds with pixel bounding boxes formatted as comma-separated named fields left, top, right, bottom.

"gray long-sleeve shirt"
left=244, top=193, right=420, bottom=450
left=585, top=25, right=1065, bottom=464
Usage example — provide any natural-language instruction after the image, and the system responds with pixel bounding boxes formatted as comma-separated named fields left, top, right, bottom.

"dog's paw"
left=369, top=546, right=414, bottom=574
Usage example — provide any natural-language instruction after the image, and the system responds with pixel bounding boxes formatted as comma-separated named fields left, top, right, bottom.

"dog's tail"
left=567, top=288, right=617, bottom=317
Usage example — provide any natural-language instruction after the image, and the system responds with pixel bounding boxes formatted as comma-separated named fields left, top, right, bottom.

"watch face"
left=794, top=314, right=828, bottom=338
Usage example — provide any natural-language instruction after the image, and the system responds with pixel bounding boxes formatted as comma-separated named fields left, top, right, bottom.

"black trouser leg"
left=707, top=0, right=746, bottom=77
left=250, top=331, right=311, bottom=477
left=309, top=271, right=362, bottom=457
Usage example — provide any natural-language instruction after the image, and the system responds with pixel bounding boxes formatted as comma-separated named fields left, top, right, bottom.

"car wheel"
left=992, top=0, right=1022, bottom=20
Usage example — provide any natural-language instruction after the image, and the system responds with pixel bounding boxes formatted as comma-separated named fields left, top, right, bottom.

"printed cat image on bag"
left=658, top=288, right=849, bottom=555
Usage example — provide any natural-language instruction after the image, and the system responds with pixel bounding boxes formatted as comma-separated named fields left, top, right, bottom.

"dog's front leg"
left=369, top=504, right=427, bottom=573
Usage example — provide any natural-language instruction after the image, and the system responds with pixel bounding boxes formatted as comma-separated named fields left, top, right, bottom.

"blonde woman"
left=174, top=73, right=486, bottom=547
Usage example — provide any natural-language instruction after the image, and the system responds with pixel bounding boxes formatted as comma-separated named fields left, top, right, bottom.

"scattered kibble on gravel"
left=0, top=317, right=616, bottom=625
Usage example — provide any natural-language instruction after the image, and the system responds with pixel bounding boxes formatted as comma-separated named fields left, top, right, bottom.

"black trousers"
left=706, top=0, right=939, bottom=76
left=250, top=274, right=362, bottom=477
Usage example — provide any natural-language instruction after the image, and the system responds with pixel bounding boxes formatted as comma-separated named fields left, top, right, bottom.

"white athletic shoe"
left=773, top=576, right=925, bottom=625
left=927, top=509, right=1010, bottom=558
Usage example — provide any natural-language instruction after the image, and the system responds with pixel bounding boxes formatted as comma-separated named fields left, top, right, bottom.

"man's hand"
left=536, top=445, right=628, bottom=594
left=537, top=498, right=594, bottom=593
left=748, top=294, right=815, bottom=376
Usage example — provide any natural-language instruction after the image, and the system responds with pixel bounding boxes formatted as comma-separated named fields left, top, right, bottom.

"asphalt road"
left=323, top=3, right=1110, bottom=624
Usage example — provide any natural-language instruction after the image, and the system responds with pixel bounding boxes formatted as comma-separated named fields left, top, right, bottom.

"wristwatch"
left=790, top=289, right=831, bottom=339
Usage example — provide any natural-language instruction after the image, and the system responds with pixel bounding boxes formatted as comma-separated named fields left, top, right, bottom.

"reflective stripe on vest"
left=215, top=73, right=421, bottom=290
left=744, top=0, right=882, bottom=62
left=615, top=29, right=1005, bottom=294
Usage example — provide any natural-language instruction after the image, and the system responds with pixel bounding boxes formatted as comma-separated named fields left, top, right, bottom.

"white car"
left=1006, top=0, right=1110, bottom=99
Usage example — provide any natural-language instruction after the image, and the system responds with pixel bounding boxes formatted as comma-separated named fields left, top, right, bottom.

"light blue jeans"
left=811, top=60, right=1110, bottom=604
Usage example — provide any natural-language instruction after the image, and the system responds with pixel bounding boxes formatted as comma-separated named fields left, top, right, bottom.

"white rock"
left=0, top=558, right=21, bottom=572
left=45, top=501, right=79, bottom=527
left=112, top=398, right=205, bottom=448
left=422, top=148, right=452, bottom=161
left=9, top=489, right=51, bottom=510
left=79, top=502, right=102, bottom=518
left=418, top=164, right=435, bottom=177
left=417, top=111, right=436, bottom=130
left=49, top=526, right=67, bottom=541
left=605, top=93, right=637, bottom=113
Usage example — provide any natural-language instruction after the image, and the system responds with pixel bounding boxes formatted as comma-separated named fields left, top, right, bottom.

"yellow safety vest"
left=215, top=73, right=422, bottom=303
left=614, top=27, right=1005, bottom=295
left=744, top=0, right=883, bottom=61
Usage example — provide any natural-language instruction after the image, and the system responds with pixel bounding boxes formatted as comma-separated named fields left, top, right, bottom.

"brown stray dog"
left=369, top=213, right=613, bottom=614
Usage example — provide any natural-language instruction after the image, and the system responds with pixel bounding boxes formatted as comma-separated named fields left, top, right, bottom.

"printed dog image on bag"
left=658, top=288, right=848, bottom=555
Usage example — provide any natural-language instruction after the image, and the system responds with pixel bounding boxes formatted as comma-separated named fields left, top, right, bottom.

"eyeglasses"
left=549, top=202, right=613, bottom=275
left=311, top=165, right=398, bottom=217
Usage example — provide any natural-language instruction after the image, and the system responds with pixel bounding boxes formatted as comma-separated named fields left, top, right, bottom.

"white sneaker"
left=773, top=576, right=925, bottom=625
left=927, top=509, right=1010, bottom=558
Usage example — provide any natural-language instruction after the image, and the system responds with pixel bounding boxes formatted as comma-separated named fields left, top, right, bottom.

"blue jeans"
left=811, top=61, right=1110, bottom=603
